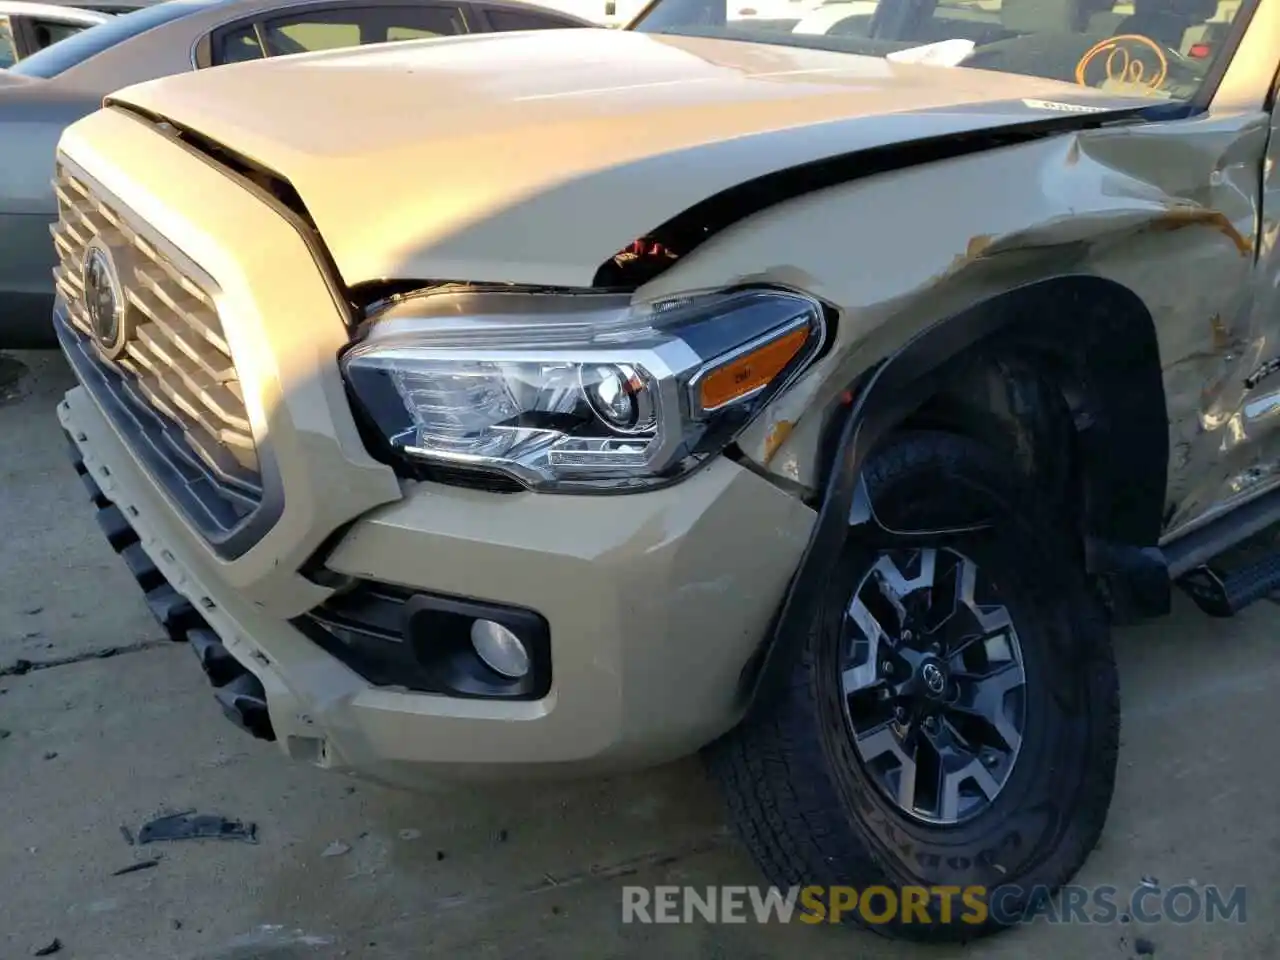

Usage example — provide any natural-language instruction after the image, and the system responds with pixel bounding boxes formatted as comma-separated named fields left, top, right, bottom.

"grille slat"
left=126, top=286, right=235, bottom=384
left=132, top=325, right=247, bottom=429
left=53, top=162, right=265, bottom=545
left=132, top=268, right=229, bottom=355
left=134, top=236, right=215, bottom=309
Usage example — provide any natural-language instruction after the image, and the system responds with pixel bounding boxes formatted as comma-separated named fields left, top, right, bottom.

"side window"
left=921, top=0, right=1015, bottom=46
left=260, top=5, right=468, bottom=56
left=216, top=23, right=266, bottom=62
left=28, top=17, right=91, bottom=52
left=483, top=6, right=582, bottom=29
left=0, top=16, right=16, bottom=67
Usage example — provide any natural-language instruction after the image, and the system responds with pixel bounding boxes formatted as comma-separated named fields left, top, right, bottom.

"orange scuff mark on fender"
left=763, top=419, right=795, bottom=464
left=1148, top=207, right=1254, bottom=256
left=940, top=234, right=995, bottom=278
left=1210, top=313, right=1230, bottom=350
left=963, top=234, right=995, bottom=261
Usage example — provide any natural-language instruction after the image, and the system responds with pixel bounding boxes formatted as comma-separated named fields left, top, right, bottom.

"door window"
left=260, top=5, right=468, bottom=55
left=0, top=16, right=16, bottom=66
left=27, top=17, right=92, bottom=52
left=216, top=23, right=265, bottom=61
left=483, top=6, right=584, bottom=27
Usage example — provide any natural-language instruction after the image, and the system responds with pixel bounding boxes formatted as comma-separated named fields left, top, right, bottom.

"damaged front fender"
left=631, top=105, right=1278, bottom=710
left=638, top=109, right=1271, bottom=533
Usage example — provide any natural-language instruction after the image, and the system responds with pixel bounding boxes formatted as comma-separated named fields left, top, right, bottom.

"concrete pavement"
left=1, top=350, right=1276, bottom=960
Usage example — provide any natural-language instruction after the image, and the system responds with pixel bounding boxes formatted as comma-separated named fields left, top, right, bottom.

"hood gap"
left=104, top=99, right=359, bottom=327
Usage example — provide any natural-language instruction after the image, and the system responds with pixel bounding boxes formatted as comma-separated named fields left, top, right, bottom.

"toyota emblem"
left=81, top=240, right=129, bottom=359
left=921, top=662, right=946, bottom=696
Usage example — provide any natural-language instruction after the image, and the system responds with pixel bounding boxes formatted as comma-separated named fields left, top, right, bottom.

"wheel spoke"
left=842, top=595, right=889, bottom=694
left=855, top=550, right=931, bottom=652
left=945, top=631, right=986, bottom=664
left=946, top=626, right=1014, bottom=669
left=957, top=555, right=1014, bottom=634
left=872, top=568, right=908, bottom=625
left=876, top=548, right=937, bottom=605
left=856, top=722, right=904, bottom=761
left=896, top=755, right=919, bottom=811
left=951, top=661, right=1025, bottom=752
left=922, top=551, right=963, bottom=636
left=855, top=722, right=919, bottom=811
left=844, top=550, right=941, bottom=692
left=940, top=758, right=1003, bottom=821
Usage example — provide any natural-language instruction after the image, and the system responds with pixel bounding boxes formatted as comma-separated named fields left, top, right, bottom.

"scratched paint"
left=641, top=107, right=1279, bottom=540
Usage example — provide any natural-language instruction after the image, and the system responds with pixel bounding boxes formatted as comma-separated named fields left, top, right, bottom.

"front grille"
left=51, top=161, right=273, bottom=557
left=51, top=164, right=258, bottom=478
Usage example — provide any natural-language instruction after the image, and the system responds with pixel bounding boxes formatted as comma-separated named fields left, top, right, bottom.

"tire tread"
left=706, top=431, right=1120, bottom=942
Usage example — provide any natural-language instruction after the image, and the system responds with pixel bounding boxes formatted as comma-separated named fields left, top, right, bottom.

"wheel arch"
left=742, top=272, right=1171, bottom=710
left=879, top=274, right=1168, bottom=550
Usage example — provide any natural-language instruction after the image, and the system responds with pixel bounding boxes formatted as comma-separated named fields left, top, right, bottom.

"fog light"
left=470, top=619, right=531, bottom=679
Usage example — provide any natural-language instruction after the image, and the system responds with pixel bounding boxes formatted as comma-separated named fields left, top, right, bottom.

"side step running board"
left=1164, top=485, right=1280, bottom=578
left=1179, top=560, right=1280, bottom=618
left=1165, top=485, right=1280, bottom=617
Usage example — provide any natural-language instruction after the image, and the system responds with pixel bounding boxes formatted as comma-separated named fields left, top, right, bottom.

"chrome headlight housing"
left=340, top=286, right=826, bottom=492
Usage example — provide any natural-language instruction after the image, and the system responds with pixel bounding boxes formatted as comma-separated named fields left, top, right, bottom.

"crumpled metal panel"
left=639, top=106, right=1280, bottom=540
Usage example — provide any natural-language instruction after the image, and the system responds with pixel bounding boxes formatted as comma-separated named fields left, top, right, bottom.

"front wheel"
left=707, top=431, right=1119, bottom=941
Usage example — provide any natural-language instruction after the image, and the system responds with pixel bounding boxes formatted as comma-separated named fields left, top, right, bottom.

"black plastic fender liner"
left=739, top=308, right=997, bottom=711
left=737, top=275, right=1171, bottom=711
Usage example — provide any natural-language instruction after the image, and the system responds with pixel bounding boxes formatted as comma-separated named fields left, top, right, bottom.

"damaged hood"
left=106, top=28, right=1147, bottom=288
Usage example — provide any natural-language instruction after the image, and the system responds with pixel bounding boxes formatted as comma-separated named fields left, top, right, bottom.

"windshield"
left=630, top=0, right=1252, bottom=102
left=9, top=0, right=218, bottom=78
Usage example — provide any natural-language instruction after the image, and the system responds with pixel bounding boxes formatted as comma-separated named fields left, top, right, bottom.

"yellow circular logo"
left=1074, top=34, right=1169, bottom=91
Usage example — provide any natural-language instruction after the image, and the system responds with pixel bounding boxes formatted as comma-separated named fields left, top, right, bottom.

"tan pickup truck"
left=56, top=0, right=1280, bottom=939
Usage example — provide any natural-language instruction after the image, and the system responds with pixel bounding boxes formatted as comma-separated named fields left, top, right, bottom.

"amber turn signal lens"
left=697, top=327, right=810, bottom=412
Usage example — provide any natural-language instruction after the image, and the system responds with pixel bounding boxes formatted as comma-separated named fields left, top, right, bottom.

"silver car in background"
left=1, top=3, right=111, bottom=67
left=0, top=0, right=170, bottom=65
left=0, top=0, right=591, bottom=346
left=0, top=0, right=168, bottom=68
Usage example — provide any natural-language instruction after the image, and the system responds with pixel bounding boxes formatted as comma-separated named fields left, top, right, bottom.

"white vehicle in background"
left=533, top=0, right=644, bottom=25
left=550, top=0, right=819, bottom=27
left=792, top=0, right=999, bottom=35
left=792, top=0, right=1240, bottom=52
left=789, top=0, right=874, bottom=33
left=727, top=0, right=823, bottom=20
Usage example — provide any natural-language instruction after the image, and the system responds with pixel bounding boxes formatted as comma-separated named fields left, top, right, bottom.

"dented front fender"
left=637, top=109, right=1272, bottom=537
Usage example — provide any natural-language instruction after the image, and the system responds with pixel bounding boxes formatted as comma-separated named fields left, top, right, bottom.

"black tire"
left=707, top=430, right=1119, bottom=941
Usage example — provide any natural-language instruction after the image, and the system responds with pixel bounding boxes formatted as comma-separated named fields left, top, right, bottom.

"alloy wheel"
left=839, top=546, right=1027, bottom=825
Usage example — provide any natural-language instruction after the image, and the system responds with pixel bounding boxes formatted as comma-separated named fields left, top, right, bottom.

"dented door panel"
left=1091, top=114, right=1271, bottom=535
left=1169, top=103, right=1280, bottom=533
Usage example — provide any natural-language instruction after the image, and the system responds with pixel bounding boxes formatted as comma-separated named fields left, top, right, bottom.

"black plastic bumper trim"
left=64, top=427, right=275, bottom=743
left=293, top=581, right=553, bottom=701
left=213, top=671, right=275, bottom=742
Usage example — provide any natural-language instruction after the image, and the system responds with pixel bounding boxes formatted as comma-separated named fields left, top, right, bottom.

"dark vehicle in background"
left=0, top=0, right=591, bottom=347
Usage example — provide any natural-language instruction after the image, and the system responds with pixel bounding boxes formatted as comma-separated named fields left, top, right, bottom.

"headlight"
left=340, top=286, right=826, bottom=492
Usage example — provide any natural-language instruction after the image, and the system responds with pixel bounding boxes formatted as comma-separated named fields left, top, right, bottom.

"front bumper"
left=54, top=103, right=816, bottom=785
left=61, top=382, right=815, bottom=783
